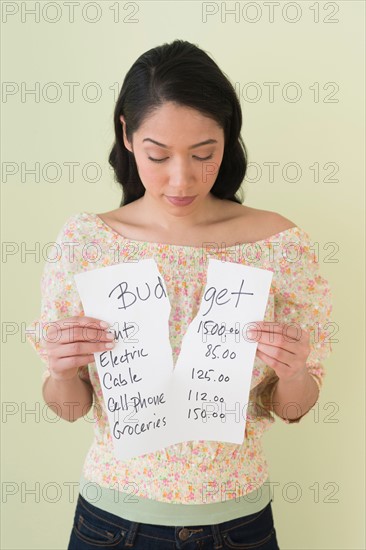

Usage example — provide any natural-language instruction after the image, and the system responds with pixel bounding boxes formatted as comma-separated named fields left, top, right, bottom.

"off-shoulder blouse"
left=26, top=211, right=333, bottom=522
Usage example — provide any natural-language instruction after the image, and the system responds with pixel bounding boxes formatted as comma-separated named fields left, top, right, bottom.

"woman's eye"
left=195, top=155, right=213, bottom=161
left=148, top=157, right=168, bottom=163
left=148, top=155, right=213, bottom=163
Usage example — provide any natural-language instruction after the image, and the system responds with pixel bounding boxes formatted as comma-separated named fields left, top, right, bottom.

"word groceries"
left=74, top=258, right=273, bottom=460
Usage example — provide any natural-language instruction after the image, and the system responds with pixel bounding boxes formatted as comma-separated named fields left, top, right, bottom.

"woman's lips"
left=165, top=196, right=196, bottom=206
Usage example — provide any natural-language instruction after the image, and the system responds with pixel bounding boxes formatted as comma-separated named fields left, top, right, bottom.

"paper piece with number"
left=74, top=258, right=273, bottom=460
left=170, top=258, right=273, bottom=444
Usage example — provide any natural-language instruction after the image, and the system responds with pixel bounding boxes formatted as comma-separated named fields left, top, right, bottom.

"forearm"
left=271, top=370, right=319, bottom=421
left=42, top=372, right=94, bottom=422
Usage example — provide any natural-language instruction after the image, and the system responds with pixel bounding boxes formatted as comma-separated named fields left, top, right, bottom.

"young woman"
left=27, top=39, right=333, bottom=549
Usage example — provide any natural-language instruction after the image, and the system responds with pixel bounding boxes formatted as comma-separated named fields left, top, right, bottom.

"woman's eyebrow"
left=142, top=138, right=218, bottom=149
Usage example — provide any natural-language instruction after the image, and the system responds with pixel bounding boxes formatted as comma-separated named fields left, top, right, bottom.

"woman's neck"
left=136, top=192, right=225, bottom=232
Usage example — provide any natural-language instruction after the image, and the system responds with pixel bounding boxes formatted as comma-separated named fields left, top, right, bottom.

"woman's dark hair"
left=109, top=39, right=247, bottom=206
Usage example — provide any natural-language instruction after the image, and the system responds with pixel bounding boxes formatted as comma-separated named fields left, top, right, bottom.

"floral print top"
left=26, top=212, right=333, bottom=504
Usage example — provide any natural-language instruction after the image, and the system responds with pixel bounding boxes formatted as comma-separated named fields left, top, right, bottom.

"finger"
left=62, top=315, right=110, bottom=327
left=52, top=339, right=115, bottom=359
left=256, top=348, right=291, bottom=370
left=51, top=354, right=97, bottom=371
left=42, top=317, right=109, bottom=337
left=252, top=332, right=298, bottom=351
left=247, top=328, right=294, bottom=349
left=42, top=323, right=113, bottom=346
left=53, top=326, right=113, bottom=346
left=248, top=322, right=304, bottom=341
left=257, top=343, right=295, bottom=365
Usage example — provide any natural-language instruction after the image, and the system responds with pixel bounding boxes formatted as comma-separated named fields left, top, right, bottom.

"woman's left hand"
left=247, top=321, right=311, bottom=382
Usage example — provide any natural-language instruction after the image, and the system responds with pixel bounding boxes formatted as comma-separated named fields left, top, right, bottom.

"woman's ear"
left=119, top=115, right=133, bottom=153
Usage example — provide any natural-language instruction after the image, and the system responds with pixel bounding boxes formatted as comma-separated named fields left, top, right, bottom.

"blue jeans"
left=67, top=493, right=280, bottom=549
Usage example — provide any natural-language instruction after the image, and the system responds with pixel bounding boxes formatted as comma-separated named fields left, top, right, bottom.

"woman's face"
left=120, top=102, right=225, bottom=212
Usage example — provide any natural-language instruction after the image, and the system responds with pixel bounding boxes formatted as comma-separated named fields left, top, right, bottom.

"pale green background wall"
left=1, top=1, right=365, bottom=548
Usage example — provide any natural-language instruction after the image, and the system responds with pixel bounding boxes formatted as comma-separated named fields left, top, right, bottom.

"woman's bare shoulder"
left=231, top=204, right=297, bottom=241
left=96, top=203, right=138, bottom=227
left=244, top=205, right=296, bottom=230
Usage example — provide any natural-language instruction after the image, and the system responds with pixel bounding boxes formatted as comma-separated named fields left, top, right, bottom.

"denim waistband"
left=74, top=492, right=276, bottom=549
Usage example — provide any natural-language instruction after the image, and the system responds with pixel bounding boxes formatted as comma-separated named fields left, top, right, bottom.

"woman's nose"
left=168, top=159, right=194, bottom=188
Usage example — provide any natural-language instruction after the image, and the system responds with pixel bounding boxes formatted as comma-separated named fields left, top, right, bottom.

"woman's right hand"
left=41, top=316, right=115, bottom=381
